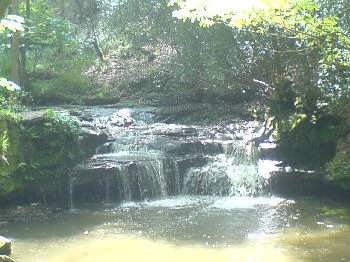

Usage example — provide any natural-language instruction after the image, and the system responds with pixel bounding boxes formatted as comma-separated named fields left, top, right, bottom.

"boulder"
left=0, top=256, right=16, bottom=262
left=78, top=128, right=108, bottom=156
left=0, top=237, right=11, bottom=256
left=20, top=110, right=47, bottom=123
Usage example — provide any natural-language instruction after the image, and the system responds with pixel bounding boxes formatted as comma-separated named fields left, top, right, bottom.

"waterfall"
left=112, top=156, right=168, bottom=201
left=71, top=107, right=270, bottom=205
left=182, top=141, right=264, bottom=197
left=104, top=175, right=112, bottom=204
left=68, top=176, right=76, bottom=211
left=174, top=160, right=181, bottom=195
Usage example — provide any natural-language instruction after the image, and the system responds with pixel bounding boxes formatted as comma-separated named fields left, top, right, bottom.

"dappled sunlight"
left=172, top=0, right=291, bottom=24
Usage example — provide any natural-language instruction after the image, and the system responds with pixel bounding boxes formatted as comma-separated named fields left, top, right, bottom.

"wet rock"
left=78, top=129, right=108, bottom=156
left=0, top=236, right=11, bottom=256
left=20, top=110, right=47, bottom=123
left=0, top=255, right=16, bottom=262
left=109, top=112, right=134, bottom=127
left=80, top=115, right=94, bottom=122
left=149, top=124, right=198, bottom=137
left=94, top=112, right=135, bottom=130
left=165, top=140, right=223, bottom=155
left=268, top=171, right=348, bottom=197
left=68, top=110, right=83, bottom=117
left=183, top=168, right=231, bottom=196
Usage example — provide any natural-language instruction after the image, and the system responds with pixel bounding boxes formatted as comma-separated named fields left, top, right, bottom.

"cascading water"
left=182, top=140, right=265, bottom=196
left=71, top=107, right=277, bottom=205
left=68, top=176, right=76, bottom=211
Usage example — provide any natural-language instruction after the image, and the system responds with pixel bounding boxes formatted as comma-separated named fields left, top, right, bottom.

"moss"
left=327, top=135, right=350, bottom=190
left=0, top=110, right=82, bottom=202
left=0, top=112, right=23, bottom=196
left=277, top=115, right=342, bottom=167
left=20, top=110, right=80, bottom=174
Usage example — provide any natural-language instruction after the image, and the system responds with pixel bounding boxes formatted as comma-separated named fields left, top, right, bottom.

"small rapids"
left=70, top=106, right=278, bottom=205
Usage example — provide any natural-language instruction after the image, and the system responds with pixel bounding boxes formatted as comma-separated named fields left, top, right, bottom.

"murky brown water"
left=2, top=196, right=350, bottom=262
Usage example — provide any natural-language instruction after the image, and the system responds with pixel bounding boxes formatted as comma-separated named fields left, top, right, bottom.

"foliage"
left=327, top=133, right=350, bottom=189
left=0, top=14, right=24, bottom=32
left=169, top=0, right=350, bottom=166
left=0, top=111, right=21, bottom=196
left=0, top=110, right=81, bottom=199
left=109, top=0, right=253, bottom=94
left=44, top=110, right=80, bottom=140
left=170, top=0, right=290, bottom=26
left=31, top=60, right=95, bottom=104
left=29, top=110, right=81, bottom=166
left=328, top=152, right=350, bottom=188
left=0, top=130, right=9, bottom=160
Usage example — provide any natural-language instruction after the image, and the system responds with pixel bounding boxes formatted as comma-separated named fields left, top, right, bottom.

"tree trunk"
left=92, top=34, right=105, bottom=62
left=20, top=0, right=30, bottom=89
left=26, top=0, right=30, bottom=17
left=10, top=0, right=21, bottom=85
left=59, top=0, right=65, bottom=16
left=0, top=0, right=11, bottom=18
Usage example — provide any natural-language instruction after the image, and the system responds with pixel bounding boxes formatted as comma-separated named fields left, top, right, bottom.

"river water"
left=3, top=196, right=350, bottom=261
left=2, top=106, right=350, bottom=261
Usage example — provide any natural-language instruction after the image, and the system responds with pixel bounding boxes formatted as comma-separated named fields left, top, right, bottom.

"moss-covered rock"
left=327, top=134, right=350, bottom=190
left=277, top=115, right=342, bottom=167
left=0, top=112, right=22, bottom=196
left=0, top=110, right=84, bottom=204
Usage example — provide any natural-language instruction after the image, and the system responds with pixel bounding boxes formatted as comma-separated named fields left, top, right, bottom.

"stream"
left=2, top=106, right=350, bottom=261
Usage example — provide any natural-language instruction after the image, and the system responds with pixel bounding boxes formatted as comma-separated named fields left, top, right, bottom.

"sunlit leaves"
left=0, top=78, right=21, bottom=92
left=0, top=15, right=24, bottom=32
left=170, top=0, right=291, bottom=27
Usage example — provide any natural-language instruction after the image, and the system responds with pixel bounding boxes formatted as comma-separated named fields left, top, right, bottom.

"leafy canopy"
left=170, top=0, right=290, bottom=26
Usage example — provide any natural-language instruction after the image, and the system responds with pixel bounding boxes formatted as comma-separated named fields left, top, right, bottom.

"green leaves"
left=170, top=0, right=291, bottom=27
left=0, top=14, right=24, bottom=32
left=0, top=78, right=21, bottom=92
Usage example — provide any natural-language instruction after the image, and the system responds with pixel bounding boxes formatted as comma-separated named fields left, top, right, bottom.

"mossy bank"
left=0, top=109, right=93, bottom=206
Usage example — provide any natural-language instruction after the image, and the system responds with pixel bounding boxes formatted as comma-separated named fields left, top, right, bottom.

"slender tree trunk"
left=20, top=0, right=30, bottom=89
left=10, top=0, right=21, bottom=85
left=11, top=32, right=21, bottom=84
left=59, top=0, right=65, bottom=16
left=0, top=0, right=11, bottom=18
left=26, top=0, right=30, bottom=17
left=92, top=33, right=105, bottom=62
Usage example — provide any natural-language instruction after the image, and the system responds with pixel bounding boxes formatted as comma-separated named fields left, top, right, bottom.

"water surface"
left=3, top=195, right=350, bottom=262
